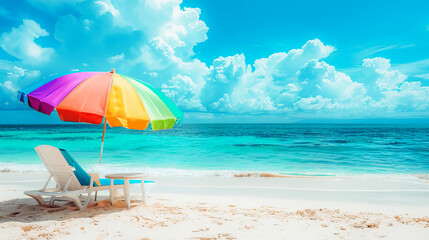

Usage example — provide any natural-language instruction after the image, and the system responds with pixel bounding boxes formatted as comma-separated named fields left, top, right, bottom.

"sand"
left=0, top=172, right=429, bottom=240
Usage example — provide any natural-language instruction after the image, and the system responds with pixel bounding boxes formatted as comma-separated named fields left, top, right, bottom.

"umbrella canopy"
left=18, top=69, right=183, bottom=130
left=17, top=69, right=183, bottom=163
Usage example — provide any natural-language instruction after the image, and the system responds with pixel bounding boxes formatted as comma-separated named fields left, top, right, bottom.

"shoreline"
left=1, top=163, right=429, bottom=179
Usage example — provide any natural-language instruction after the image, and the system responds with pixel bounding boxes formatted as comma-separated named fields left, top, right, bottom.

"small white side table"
left=105, top=173, right=148, bottom=209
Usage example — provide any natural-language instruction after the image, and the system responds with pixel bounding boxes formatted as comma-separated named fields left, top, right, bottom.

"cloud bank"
left=0, top=0, right=428, bottom=120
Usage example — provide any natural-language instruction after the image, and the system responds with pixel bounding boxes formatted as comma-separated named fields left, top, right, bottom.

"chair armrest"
left=88, top=173, right=101, bottom=186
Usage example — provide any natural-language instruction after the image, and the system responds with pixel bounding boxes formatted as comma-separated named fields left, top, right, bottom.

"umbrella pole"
left=99, top=118, right=107, bottom=164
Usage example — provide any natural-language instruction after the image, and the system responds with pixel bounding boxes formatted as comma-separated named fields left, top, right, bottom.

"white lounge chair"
left=24, top=145, right=153, bottom=210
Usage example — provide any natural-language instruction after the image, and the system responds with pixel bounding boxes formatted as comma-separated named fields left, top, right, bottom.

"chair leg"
left=83, top=191, right=92, bottom=208
left=124, top=179, right=130, bottom=209
left=25, top=193, right=45, bottom=205
left=65, top=194, right=84, bottom=210
left=141, top=181, right=147, bottom=204
left=109, top=179, right=114, bottom=205
left=94, top=191, right=98, bottom=201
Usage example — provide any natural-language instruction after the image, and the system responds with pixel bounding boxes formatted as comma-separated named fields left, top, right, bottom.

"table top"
left=104, top=173, right=147, bottom=179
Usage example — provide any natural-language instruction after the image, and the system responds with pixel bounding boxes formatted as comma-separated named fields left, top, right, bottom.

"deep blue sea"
left=0, top=124, right=428, bottom=176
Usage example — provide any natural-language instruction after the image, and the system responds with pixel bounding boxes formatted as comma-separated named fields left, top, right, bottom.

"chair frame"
left=24, top=145, right=125, bottom=210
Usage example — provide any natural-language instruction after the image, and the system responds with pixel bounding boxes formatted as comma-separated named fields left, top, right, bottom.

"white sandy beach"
left=0, top=172, right=428, bottom=240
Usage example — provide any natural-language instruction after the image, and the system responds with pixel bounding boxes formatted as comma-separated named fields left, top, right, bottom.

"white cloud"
left=361, top=57, right=429, bottom=113
left=359, top=44, right=415, bottom=58
left=298, top=60, right=367, bottom=103
left=382, top=81, right=429, bottom=111
left=106, top=0, right=208, bottom=59
left=393, top=58, right=429, bottom=79
left=163, top=6, right=208, bottom=58
left=414, top=73, right=429, bottom=79
left=200, top=54, right=248, bottom=109
left=0, top=81, right=14, bottom=92
left=294, top=96, right=332, bottom=110
left=161, top=74, right=205, bottom=110
left=160, top=38, right=380, bottom=116
left=224, top=39, right=336, bottom=112
left=362, top=57, right=407, bottom=91
left=0, top=19, right=54, bottom=64
left=6, top=66, right=41, bottom=89
left=252, top=39, right=335, bottom=83
left=139, top=37, right=178, bottom=71
left=95, top=0, right=120, bottom=17
left=175, top=39, right=337, bottom=113
left=50, top=0, right=206, bottom=75
left=159, top=37, right=428, bottom=117
left=108, top=53, right=125, bottom=64
left=0, top=65, right=40, bottom=109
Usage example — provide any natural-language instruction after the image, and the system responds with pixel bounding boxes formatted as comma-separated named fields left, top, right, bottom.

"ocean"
left=0, top=124, right=428, bottom=177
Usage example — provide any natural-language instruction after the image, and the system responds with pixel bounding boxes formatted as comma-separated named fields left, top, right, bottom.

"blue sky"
left=187, top=0, right=429, bottom=66
left=0, top=0, right=428, bottom=123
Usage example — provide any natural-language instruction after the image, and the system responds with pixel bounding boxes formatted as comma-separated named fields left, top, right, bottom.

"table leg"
left=124, top=179, right=130, bottom=209
left=109, top=179, right=114, bottom=205
left=141, top=177, right=147, bottom=204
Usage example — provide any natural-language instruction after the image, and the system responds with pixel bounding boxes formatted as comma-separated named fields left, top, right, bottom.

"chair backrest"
left=35, top=145, right=83, bottom=191
left=59, top=148, right=93, bottom=186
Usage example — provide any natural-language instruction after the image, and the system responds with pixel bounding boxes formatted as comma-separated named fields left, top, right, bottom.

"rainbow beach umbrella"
left=17, top=69, right=183, bottom=163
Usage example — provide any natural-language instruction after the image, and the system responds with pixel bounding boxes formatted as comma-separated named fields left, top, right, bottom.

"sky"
left=0, top=0, right=428, bottom=124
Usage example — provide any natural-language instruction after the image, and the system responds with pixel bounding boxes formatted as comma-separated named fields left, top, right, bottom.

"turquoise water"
left=0, top=124, right=428, bottom=176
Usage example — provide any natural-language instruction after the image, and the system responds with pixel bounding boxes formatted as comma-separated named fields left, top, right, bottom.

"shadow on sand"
left=0, top=197, right=142, bottom=224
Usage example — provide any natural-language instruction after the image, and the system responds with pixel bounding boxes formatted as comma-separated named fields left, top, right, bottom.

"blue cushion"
left=59, top=148, right=155, bottom=187
left=60, top=149, right=92, bottom=186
